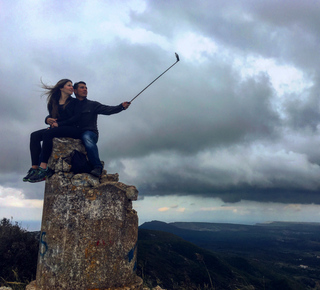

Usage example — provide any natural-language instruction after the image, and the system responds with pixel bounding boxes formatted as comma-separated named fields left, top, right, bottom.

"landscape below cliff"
left=138, top=221, right=320, bottom=289
left=1, top=219, right=320, bottom=289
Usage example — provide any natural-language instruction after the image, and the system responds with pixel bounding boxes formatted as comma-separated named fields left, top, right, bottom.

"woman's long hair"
left=41, top=79, right=72, bottom=118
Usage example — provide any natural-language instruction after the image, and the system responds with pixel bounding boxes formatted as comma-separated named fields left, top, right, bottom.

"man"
left=73, top=81, right=130, bottom=177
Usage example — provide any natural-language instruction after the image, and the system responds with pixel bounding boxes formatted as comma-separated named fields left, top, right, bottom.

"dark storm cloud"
left=133, top=0, right=320, bottom=69
left=103, top=60, right=279, bottom=158
left=121, top=142, right=320, bottom=204
left=283, top=79, right=320, bottom=130
left=1, top=0, right=320, bottom=207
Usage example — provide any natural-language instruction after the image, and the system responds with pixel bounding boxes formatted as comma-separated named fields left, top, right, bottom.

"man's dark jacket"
left=76, top=98, right=125, bottom=136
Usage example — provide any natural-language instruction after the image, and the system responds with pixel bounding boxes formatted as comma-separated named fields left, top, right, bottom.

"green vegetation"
left=0, top=218, right=38, bottom=289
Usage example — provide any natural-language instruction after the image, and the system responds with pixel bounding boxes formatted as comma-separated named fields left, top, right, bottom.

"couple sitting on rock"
left=23, top=79, right=131, bottom=183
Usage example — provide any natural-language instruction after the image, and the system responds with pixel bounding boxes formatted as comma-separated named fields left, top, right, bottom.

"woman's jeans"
left=81, top=131, right=102, bottom=169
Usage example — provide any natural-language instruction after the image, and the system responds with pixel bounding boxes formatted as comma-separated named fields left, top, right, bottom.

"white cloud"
left=235, top=56, right=312, bottom=96
left=0, top=186, right=43, bottom=227
left=0, top=186, right=43, bottom=208
left=175, top=32, right=218, bottom=63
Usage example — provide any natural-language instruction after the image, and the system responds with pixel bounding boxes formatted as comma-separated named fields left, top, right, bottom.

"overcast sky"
left=1, top=0, right=320, bottom=230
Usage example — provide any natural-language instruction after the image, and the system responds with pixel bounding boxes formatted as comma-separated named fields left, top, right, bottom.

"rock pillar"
left=33, top=138, right=143, bottom=290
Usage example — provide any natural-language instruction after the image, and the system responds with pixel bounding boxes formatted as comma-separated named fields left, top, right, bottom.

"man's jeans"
left=81, top=131, right=102, bottom=169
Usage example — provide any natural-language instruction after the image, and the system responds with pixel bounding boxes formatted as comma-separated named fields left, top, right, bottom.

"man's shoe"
left=23, top=168, right=38, bottom=182
left=90, top=167, right=102, bottom=177
left=28, top=167, right=54, bottom=183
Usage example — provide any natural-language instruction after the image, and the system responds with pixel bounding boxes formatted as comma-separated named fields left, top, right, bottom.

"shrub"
left=0, top=218, right=38, bottom=287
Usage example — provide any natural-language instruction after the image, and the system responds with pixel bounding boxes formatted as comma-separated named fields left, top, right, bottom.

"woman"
left=23, top=79, right=81, bottom=183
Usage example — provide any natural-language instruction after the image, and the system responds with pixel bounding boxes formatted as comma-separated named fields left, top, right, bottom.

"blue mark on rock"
left=40, top=231, right=48, bottom=257
left=128, top=248, right=134, bottom=262
left=133, top=261, right=137, bottom=271
left=127, top=243, right=137, bottom=263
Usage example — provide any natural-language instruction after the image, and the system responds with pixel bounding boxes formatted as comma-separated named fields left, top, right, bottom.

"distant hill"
left=140, top=220, right=320, bottom=253
left=139, top=221, right=320, bottom=289
left=255, top=221, right=320, bottom=228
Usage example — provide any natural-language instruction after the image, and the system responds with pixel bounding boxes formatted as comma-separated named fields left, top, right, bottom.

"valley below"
left=138, top=221, right=320, bottom=289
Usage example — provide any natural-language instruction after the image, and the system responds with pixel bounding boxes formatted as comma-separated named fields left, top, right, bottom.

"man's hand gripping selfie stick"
left=130, top=53, right=180, bottom=103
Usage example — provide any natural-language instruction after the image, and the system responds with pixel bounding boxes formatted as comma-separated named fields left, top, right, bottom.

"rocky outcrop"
left=28, top=138, right=142, bottom=290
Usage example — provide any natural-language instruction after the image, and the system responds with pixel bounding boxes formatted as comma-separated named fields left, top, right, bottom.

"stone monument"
left=27, top=138, right=143, bottom=290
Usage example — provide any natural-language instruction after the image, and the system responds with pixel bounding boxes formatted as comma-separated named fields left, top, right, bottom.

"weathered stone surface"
left=34, top=138, right=141, bottom=290
left=48, top=138, right=86, bottom=172
left=71, top=172, right=101, bottom=187
left=101, top=172, right=119, bottom=183
left=25, top=280, right=36, bottom=290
